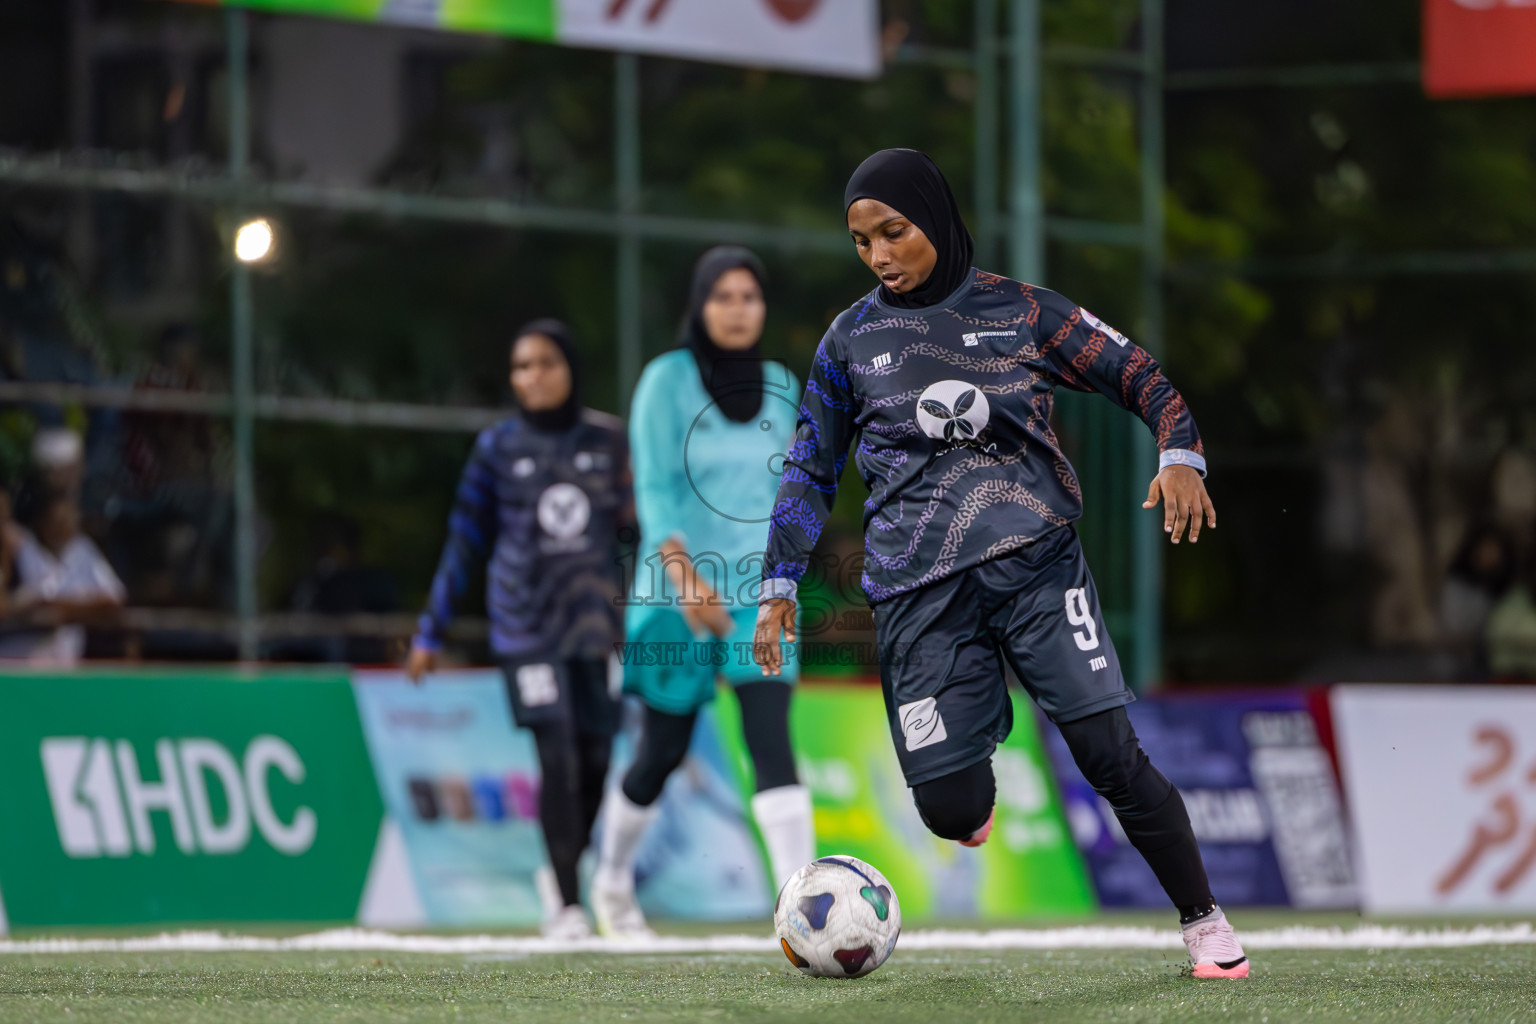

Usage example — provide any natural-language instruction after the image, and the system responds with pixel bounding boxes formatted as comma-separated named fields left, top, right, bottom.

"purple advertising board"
left=1041, top=691, right=1357, bottom=909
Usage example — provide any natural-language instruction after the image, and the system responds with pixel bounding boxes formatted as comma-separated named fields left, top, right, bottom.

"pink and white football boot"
left=1182, top=906, right=1250, bottom=979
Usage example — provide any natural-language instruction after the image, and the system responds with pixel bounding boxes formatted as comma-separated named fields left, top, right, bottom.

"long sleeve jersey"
left=761, top=268, right=1206, bottom=606
left=414, top=409, right=633, bottom=659
left=627, top=348, right=800, bottom=616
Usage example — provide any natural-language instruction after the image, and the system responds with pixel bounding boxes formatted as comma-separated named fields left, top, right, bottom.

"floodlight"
left=234, top=218, right=275, bottom=263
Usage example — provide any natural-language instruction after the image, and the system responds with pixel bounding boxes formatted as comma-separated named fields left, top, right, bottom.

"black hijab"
left=512, top=317, right=583, bottom=433
left=679, top=245, right=768, bottom=423
left=843, top=148, right=975, bottom=309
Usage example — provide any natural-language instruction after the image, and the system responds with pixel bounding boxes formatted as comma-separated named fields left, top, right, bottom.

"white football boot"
left=1181, top=906, right=1250, bottom=979
left=591, top=787, right=659, bottom=940
left=534, top=866, right=563, bottom=922
left=591, top=871, right=654, bottom=940
left=541, top=904, right=593, bottom=941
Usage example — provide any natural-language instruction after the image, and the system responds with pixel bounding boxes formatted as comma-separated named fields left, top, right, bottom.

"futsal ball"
left=774, top=856, right=901, bottom=978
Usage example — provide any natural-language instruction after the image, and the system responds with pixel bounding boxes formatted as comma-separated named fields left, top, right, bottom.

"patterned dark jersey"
left=760, top=268, right=1206, bottom=606
left=414, top=409, right=633, bottom=659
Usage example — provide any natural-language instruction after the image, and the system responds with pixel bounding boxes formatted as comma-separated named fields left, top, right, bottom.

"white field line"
left=0, top=924, right=1533, bottom=956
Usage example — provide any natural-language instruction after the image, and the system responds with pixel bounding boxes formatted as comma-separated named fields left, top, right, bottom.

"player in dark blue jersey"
left=408, top=319, right=632, bottom=941
left=754, top=149, right=1249, bottom=978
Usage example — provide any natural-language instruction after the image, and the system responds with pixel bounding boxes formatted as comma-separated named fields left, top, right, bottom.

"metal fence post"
left=615, top=53, right=642, bottom=415
left=974, top=0, right=1000, bottom=268
left=1132, top=0, right=1166, bottom=690
left=1007, top=0, right=1043, bottom=287
left=226, top=8, right=258, bottom=661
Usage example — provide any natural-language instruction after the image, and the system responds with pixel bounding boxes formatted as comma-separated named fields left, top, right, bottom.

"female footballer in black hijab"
left=679, top=245, right=769, bottom=422
left=755, top=148, right=1249, bottom=979
left=842, top=148, right=975, bottom=308
left=408, top=318, right=633, bottom=941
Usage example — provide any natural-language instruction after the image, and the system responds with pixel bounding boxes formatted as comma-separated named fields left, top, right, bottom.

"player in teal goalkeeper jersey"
left=591, top=246, right=814, bottom=937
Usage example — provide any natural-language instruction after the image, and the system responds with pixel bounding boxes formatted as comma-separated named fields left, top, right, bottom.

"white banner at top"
left=559, top=0, right=881, bottom=80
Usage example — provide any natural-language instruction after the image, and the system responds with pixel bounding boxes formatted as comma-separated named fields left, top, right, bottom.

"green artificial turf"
left=2, top=944, right=1534, bottom=1024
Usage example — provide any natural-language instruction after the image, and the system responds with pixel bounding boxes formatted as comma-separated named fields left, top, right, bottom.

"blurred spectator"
left=0, top=491, right=126, bottom=666
left=1486, top=545, right=1536, bottom=680
left=1361, top=397, right=1437, bottom=649
left=269, top=514, right=401, bottom=665
left=0, top=480, right=21, bottom=620
left=110, top=324, right=231, bottom=606
left=1439, top=521, right=1518, bottom=677
left=1488, top=447, right=1536, bottom=565
left=31, top=426, right=84, bottom=500
left=0, top=218, right=106, bottom=428
left=122, top=325, right=220, bottom=488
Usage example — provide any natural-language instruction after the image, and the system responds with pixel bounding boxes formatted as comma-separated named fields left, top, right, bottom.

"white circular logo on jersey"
left=537, top=483, right=590, bottom=539
left=916, top=380, right=991, bottom=443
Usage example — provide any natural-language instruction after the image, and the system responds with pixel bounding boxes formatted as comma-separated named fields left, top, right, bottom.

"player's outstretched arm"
left=408, top=429, right=500, bottom=684
left=1143, top=464, right=1216, bottom=544
left=754, top=597, right=798, bottom=676
left=758, top=334, right=857, bottom=606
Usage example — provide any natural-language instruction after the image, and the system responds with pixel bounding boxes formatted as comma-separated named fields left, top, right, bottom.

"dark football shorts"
left=872, top=526, right=1133, bottom=787
left=499, top=653, right=622, bottom=736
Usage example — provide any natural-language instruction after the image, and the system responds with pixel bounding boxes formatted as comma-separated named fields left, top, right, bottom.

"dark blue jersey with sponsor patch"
left=761, top=268, right=1206, bottom=606
left=414, top=410, right=633, bottom=659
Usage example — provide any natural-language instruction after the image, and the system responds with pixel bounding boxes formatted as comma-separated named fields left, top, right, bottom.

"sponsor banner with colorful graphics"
left=183, top=0, right=881, bottom=79
left=351, top=671, right=544, bottom=926
left=1332, top=685, right=1536, bottom=913
left=0, top=669, right=386, bottom=930
left=0, top=669, right=1088, bottom=930
left=353, top=675, right=1091, bottom=925
left=717, top=685, right=1097, bottom=920
left=1043, top=692, right=1357, bottom=909
left=351, top=669, right=771, bottom=925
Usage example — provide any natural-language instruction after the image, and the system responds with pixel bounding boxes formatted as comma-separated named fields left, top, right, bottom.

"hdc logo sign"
left=40, top=736, right=317, bottom=859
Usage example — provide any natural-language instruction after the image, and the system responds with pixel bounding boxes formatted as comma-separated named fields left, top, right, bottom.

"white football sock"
left=594, top=787, right=657, bottom=892
left=751, top=783, right=815, bottom=892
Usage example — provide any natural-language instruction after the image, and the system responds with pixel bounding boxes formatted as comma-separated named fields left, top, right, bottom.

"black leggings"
left=532, top=721, right=612, bottom=907
left=621, top=682, right=799, bottom=807
left=911, top=705, right=1213, bottom=911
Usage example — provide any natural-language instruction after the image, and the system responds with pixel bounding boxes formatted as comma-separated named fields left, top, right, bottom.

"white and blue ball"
left=773, top=856, right=901, bottom=978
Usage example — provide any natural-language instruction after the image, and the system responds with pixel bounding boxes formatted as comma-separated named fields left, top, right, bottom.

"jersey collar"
left=869, top=266, right=978, bottom=317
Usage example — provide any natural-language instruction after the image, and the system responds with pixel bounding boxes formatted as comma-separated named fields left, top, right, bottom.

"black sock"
left=576, top=730, right=612, bottom=843
left=1056, top=708, right=1215, bottom=914
left=1179, top=902, right=1218, bottom=926
left=621, top=705, right=697, bottom=807
left=1116, top=785, right=1215, bottom=911
left=531, top=723, right=584, bottom=907
left=734, top=681, right=799, bottom=791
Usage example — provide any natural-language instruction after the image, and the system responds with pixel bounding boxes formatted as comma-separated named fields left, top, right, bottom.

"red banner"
left=1424, top=0, right=1536, bottom=98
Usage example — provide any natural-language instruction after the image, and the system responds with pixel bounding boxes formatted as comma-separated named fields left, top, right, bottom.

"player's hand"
left=405, top=644, right=437, bottom=684
left=1143, top=464, right=1216, bottom=544
left=681, top=586, right=735, bottom=639
left=753, top=598, right=798, bottom=677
